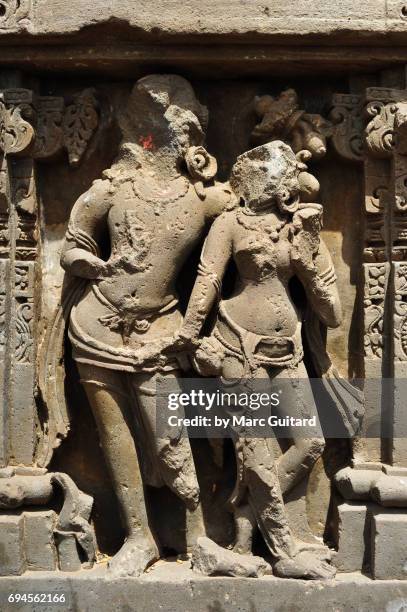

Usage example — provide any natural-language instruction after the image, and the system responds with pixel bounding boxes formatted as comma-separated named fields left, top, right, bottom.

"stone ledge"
left=2, top=0, right=407, bottom=43
left=2, top=562, right=407, bottom=612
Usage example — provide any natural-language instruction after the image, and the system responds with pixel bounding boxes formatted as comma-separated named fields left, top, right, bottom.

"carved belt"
left=91, top=283, right=178, bottom=336
left=215, top=302, right=303, bottom=374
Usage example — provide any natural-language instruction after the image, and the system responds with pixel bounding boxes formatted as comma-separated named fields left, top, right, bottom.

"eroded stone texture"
left=3, top=0, right=406, bottom=41
left=0, top=513, right=25, bottom=576
left=57, top=73, right=234, bottom=578
left=24, top=510, right=57, bottom=571
left=333, top=501, right=370, bottom=572
left=372, top=512, right=407, bottom=580
left=192, top=536, right=270, bottom=578
left=173, top=139, right=353, bottom=579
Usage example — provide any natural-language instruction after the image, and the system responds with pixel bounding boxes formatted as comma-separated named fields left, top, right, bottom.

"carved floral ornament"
left=0, top=88, right=99, bottom=165
left=327, top=89, right=407, bottom=162
left=0, top=89, right=35, bottom=156
left=251, top=88, right=404, bottom=164
left=365, top=100, right=398, bottom=158
left=252, top=89, right=332, bottom=160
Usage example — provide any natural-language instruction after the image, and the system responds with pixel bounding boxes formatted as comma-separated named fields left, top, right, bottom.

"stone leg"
left=242, top=437, right=335, bottom=579
left=233, top=503, right=256, bottom=554
left=131, top=370, right=204, bottom=548
left=78, top=363, right=159, bottom=577
left=271, top=362, right=326, bottom=496
left=215, top=362, right=333, bottom=578
left=131, top=371, right=202, bottom=506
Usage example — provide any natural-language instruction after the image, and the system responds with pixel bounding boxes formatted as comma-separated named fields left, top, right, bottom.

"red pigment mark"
left=139, top=134, right=154, bottom=150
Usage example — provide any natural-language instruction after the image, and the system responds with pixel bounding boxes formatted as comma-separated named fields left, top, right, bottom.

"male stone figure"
left=60, top=74, right=234, bottom=576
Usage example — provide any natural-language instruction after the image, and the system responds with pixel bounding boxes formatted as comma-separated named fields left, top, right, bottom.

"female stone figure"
left=59, top=75, right=234, bottom=576
left=174, top=140, right=342, bottom=578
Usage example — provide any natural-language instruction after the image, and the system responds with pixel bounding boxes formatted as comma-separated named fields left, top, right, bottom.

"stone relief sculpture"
left=251, top=89, right=331, bottom=160
left=172, top=140, right=346, bottom=578
left=2, top=3, right=407, bottom=608
left=57, top=74, right=235, bottom=577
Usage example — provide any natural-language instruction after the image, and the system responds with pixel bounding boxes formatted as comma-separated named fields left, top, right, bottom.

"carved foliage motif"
left=364, top=263, right=387, bottom=359
left=63, top=89, right=99, bottom=166
left=365, top=102, right=397, bottom=158
left=14, top=300, right=33, bottom=363
left=364, top=89, right=407, bottom=160
left=329, top=94, right=364, bottom=162
left=34, top=97, right=64, bottom=160
left=394, top=263, right=407, bottom=361
left=252, top=89, right=331, bottom=160
left=0, top=89, right=100, bottom=166
left=0, top=90, right=35, bottom=156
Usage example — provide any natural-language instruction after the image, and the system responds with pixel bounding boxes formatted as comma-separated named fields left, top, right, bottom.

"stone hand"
left=133, top=342, right=167, bottom=367
left=291, top=204, right=322, bottom=272
left=63, top=249, right=108, bottom=279
left=132, top=333, right=196, bottom=367
left=163, top=330, right=200, bottom=354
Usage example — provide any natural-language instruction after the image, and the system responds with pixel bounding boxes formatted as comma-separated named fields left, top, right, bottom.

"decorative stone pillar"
left=331, top=80, right=407, bottom=578
left=0, top=82, right=99, bottom=575
left=0, top=88, right=37, bottom=467
left=329, top=91, right=388, bottom=464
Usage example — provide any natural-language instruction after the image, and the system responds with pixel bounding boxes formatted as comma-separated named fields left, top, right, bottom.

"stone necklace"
left=132, top=173, right=190, bottom=216
left=237, top=206, right=288, bottom=242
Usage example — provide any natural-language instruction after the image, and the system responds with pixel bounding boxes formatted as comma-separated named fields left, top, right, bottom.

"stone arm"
left=179, top=212, right=233, bottom=342
left=291, top=205, right=342, bottom=329
left=203, top=181, right=238, bottom=220
left=60, top=179, right=112, bottom=279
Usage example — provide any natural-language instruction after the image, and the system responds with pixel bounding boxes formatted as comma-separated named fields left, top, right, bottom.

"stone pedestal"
left=2, top=564, right=407, bottom=612
left=333, top=501, right=370, bottom=572
left=0, top=514, right=25, bottom=576
left=372, top=512, right=407, bottom=580
left=24, top=510, right=57, bottom=571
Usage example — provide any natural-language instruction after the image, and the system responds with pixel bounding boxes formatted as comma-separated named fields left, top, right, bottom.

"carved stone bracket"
left=329, top=89, right=407, bottom=163
left=0, top=89, right=35, bottom=157
left=364, top=88, right=407, bottom=160
left=0, top=88, right=100, bottom=166
left=329, top=93, right=364, bottom=162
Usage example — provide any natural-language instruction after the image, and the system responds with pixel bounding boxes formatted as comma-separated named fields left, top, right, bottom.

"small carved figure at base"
left=192, top=537, right=270, bottom=578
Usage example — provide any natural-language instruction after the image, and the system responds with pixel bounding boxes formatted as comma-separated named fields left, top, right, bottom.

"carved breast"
left=233, top=224, right=292, bottom=283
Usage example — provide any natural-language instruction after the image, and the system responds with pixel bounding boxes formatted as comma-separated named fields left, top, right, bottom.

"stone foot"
left=192, top=536, right=270, bottom=578
left=108, top=536, right=159, bottom=578
left=295, top=541, right=333, bottom=562
left=273, top=549, right=336, bottom=580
